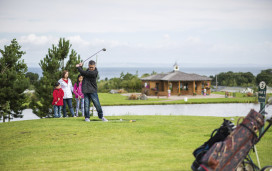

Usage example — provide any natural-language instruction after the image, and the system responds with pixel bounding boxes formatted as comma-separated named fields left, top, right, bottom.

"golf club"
left=255, top=96, right=272, bottom=143
left=259, top=96, right=272, bottom=114
left=83, top=48, right=106, bottom=64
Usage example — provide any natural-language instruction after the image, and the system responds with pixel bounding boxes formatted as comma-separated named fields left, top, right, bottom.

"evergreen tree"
left=256, top=69, right=272, bottom=87
left=215, top=71, right=256, bottom=87
left=0, top=39, right=29, bottom=122
left=26, top=72, right=39, bottom=85
left=0, top=102, right=11, bottom=122
left=30, top=38, right=81, bottom=118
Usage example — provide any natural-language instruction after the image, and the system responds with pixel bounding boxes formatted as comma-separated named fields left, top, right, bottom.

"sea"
left=28, top=66, right=267, bottom=80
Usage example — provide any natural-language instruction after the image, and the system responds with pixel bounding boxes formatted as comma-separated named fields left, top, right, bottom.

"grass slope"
left=0, top=116, right=271, bottom=170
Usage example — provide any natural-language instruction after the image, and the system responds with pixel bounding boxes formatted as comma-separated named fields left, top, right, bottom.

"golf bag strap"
left=240, top=123, right=258, bottom=143
left=236, top=117, right=244, bottom=126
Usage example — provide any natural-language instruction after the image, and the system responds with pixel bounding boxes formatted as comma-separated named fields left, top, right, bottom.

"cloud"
left=0, top=38, right=9, bottom=48
left=1, top=31, right=271, bottom=67
left=14, top=34, right=130, bottom=49
left=89, top=39, right=129, bottom=48
left=264, top=41, right=272, bottom=49
left=18, top=34, right=58, bottom=45
left=67, top=36, right=90, bottom=47
left=209, top=44, right=243, bottom=52
left=163, top=34, right=170, bottom=39
left=0, top=0, right=272, bottom=33
left=185, top=37, right=201, bottom=45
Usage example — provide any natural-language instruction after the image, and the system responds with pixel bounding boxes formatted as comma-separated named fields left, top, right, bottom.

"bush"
left=246, top=92, right=253, bottom=97
left=128, top=94, right=138, bottom=100
left=118, top=89, right=127, bottom=94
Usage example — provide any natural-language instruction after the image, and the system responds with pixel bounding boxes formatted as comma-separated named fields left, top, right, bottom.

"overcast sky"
left=0, top=0, right=272, bottom=68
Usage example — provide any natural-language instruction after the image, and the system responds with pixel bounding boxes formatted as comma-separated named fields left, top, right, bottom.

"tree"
left=0, top=39, right=29, bottom=122
left=151, top=71, right=157, bottom=75
left=141, top=73, right=150, bottom=78
left=256, top=69, right=272, bottom=87
left=214, top=71, right=256, bottom=87
left=30, top=38, right=81, bottom=118
left=0, top=101, right=11, bottom=123
left=26, top=72, right=39, bottom=85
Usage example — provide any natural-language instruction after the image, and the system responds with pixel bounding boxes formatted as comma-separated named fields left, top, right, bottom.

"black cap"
left=55, top=82, right=60, bottom=87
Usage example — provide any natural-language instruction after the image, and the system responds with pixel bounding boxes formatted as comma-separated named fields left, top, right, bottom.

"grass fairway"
left=0, top=116, right=271, bottom=170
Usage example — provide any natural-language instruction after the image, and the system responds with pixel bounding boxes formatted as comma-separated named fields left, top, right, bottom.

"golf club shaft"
left=259, top=102, right=271, bottom=114
left=83, top=49, right=106, bottom=64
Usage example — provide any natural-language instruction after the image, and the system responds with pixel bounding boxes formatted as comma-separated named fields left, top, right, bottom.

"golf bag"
left=198, top=109, right=264, bottom=171
left=191, top=119, right=236, bottom=170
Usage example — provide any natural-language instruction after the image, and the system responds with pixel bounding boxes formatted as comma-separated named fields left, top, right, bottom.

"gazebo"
left=140, top=63, right=212, bottom=96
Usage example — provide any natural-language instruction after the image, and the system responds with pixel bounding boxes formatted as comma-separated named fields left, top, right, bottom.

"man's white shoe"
left=102, top=117, right=108, bottom=122
left=85, top=118, right=90, bottom=122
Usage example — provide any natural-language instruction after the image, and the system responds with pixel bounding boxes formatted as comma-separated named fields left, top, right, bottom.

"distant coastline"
left=28, top=66, right=268, bottom=80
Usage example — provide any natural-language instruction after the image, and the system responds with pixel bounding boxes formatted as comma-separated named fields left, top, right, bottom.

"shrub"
left=128, top=94, right=138, bottom=100
left=118, top=89, right=127, bottom=93
left=246, top=92, right=253, bottom=97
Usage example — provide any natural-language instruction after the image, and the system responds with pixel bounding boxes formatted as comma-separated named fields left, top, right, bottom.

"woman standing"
left=59, top=70, right=75, bottom=117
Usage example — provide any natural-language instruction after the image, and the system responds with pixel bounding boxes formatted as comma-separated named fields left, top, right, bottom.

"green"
left=0, top=116, right=271, bottom=170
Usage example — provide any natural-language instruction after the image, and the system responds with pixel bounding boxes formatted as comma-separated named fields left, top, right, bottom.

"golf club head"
left=102, top=48, right=106, bottom=51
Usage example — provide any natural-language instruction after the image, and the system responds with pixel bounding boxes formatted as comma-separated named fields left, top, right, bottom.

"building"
left=140, top=63, right=212, bottom=96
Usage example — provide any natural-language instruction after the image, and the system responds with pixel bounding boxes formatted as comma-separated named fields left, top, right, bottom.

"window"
left=184, top=83, right=188, bottom=91
left=169, top=82, right=173, bottom=90
left=156, top=83, right=159, bottom=91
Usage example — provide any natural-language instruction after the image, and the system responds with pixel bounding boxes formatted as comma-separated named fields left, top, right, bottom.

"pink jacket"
left=73, top=82, right=84, bottom=98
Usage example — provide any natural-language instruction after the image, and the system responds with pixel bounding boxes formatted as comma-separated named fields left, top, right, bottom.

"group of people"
left=52, top=60, right=108, bottom=122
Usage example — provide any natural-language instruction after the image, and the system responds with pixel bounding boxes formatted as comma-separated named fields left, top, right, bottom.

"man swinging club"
left=76, top=60, right=108, bottom=122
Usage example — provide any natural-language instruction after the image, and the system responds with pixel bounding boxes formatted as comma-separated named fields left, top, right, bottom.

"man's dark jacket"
left=77, top=67, right=98, bottom=93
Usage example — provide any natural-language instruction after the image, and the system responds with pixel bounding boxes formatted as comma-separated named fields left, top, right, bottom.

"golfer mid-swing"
left=76, top=60, right=108, bottom=122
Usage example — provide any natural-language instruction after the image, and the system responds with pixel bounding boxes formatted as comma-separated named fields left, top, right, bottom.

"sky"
left=0, top=0, right=272, bottom=68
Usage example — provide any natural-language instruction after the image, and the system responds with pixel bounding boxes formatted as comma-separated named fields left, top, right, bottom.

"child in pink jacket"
left=73, top=75, right=84, bottom=117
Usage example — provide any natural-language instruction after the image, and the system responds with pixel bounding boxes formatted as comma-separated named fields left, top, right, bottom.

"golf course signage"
left=258, top=81, right=266, bottom=103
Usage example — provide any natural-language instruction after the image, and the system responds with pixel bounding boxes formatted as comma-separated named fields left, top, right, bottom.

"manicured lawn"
left=99, top=93, right=168, bottom=106
left=0, top=116, right=271, bottom=170
left=24, top=92, right=258, bottom=107
left=99, top=93, right=257, bottom=106
left=163, top=97, right=257, bottom=104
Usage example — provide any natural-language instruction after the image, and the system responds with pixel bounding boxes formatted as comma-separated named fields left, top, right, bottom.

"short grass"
left=24, top=92, right=257, bottom=107
left=99, top=93, right=257, bottom=106
left=99, top=93, right=168, bottom=106
left=0, top=116, right=271, bottom=170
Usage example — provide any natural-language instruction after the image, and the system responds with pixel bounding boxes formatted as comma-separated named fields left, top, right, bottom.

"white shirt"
left=58, top=78, right=73, bottom=99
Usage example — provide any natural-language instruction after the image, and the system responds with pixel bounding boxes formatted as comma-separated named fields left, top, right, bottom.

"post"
left=216, top=75, right=218, bottom=91
left=193, top=81, right=195, bottom=95
left=179, top=81, right=180, bottom=94
left=258, top=81, right=266, bottom=135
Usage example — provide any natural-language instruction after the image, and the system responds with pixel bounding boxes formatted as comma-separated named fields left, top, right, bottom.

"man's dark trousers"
left=84, top=93, right=103, bottom=119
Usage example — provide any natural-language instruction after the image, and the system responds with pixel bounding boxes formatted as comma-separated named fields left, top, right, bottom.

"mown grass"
left=24, top=92, right=257, bottom=107
left=99, top=93, right=168, bottom=106
left=99, top=93, right=257, bottom=106
left=0, top=116, right=271, bottom=170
